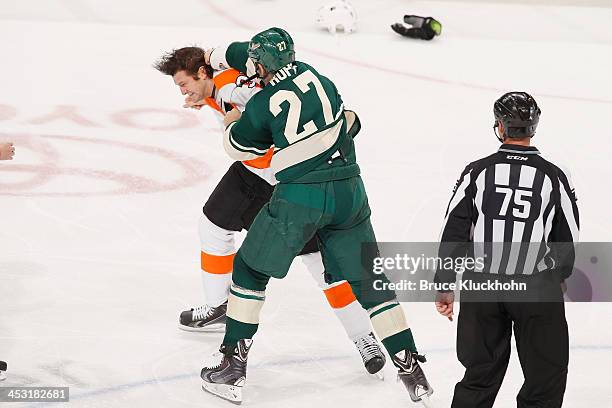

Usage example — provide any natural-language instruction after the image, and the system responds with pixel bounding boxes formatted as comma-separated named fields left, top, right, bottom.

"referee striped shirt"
left=437, top=144, right=579, bottom=280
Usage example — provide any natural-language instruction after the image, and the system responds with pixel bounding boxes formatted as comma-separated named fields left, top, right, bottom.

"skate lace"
left=396, top=352, right=428, bottom=376
left=193, top=305, right=213, bottom=321
left=203, top=351, right=224, bottom=370
left=354, top=333, right=380, bottom=363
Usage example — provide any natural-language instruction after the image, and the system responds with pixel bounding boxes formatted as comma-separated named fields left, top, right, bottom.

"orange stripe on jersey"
left=205, top=97, right=223, bottom=113
left=323, top=281, right=357, bottom=309
left=243, top=148, right=274, bottom=169
left=205, top=96, right=237, bottom=115
left=213, top=69, right=241, bottom=89
left=212, top=68, right=260, bottom=105
left=205, top=69, right=242, bottom=114
left=201, top=251, right=235, bottom=274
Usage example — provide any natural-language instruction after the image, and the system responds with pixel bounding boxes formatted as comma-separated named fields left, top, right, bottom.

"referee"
left=434, top=92, right=579, bottom=408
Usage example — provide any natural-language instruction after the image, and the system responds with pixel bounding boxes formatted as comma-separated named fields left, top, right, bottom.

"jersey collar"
left=498, top=144, right=540, bottom=155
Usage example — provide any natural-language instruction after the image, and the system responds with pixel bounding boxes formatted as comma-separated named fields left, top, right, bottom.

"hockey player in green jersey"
left=200, top=27, right=433, bottom=405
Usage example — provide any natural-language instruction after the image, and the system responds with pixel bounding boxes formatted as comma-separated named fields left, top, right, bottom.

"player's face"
left=256, top=63, right=267, bottom=78
left=173, top=69, right=212, bottom=100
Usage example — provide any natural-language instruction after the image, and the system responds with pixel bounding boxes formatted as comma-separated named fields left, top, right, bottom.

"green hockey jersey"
left=218, top=42, right=360, bottom=183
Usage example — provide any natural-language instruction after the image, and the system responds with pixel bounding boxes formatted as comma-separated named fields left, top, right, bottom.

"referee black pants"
left=451, top=300, right=568, bottom=408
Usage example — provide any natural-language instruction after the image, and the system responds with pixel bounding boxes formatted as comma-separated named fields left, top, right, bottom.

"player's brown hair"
left=154, top=47, right=213, bottom=79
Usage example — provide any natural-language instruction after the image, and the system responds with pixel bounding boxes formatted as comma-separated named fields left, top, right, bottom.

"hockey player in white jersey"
left=154, top=47, right=386, bottom=377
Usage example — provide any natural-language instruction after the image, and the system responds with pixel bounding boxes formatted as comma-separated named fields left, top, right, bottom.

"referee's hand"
left=435, top=291, right=455, bottom=321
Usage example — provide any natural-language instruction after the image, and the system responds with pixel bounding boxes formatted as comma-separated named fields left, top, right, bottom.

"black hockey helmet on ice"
left=493, top=92, right=541, bottom=141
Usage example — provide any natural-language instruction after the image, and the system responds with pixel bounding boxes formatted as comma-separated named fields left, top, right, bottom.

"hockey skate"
left=392, top=350, right=434, bottom=405
left=201, top=339, right=252, bottom=404
left=0, top=361, right=6, bottom=381
left=179, top=301, right=227, bottom=332
left=353, top=332, right=386, bottom=379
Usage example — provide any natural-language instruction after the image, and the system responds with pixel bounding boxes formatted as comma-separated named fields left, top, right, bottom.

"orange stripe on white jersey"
left=201, top=251, right=235, bottom=275
left=323, top=281, right=357, bottom=309
left=204, top=69, right=242, bottom=113
left=213, top=69, right=243, bottom=90
left=204, top=96, right=224, bottom=114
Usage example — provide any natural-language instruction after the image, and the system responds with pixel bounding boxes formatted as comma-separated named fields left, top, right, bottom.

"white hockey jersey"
left=204, top=69, right=276, bottom=185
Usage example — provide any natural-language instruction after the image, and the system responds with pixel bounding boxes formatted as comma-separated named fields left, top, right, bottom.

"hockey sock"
left=350, top=278, right=418, bottom=355
left=323, top=282, right=371, bottom=340
left=301, top=252, right=371, bottom=340
left=224, top=284, right=265, bottom=347
left=200, top=251, right=234, bottom=307
left=223, top=253, right=270, bottom=347
left=368, top=301, right=417, bottom=355
left=199, top=215, right=236, bottom=307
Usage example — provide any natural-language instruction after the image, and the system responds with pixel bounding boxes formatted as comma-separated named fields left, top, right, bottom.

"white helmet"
left=316, top=1, right=357, bottom=34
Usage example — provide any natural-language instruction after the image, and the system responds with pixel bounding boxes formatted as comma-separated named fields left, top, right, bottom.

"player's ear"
left=498, top=121, right=507, bottom=140
left=197, top=65, right=208, bottom=79
left=256, top=63, right=267, bottom=78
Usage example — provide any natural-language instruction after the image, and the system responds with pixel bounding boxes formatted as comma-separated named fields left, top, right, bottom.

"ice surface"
left=1, top=0, right=611, bottom=406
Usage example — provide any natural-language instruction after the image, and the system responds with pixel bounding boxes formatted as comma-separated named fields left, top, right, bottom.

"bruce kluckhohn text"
left=373, top=279, right=528, bottom=292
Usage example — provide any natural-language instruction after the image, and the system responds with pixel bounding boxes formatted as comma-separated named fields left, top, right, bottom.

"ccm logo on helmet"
left=506, top=155, right=528, bottom=161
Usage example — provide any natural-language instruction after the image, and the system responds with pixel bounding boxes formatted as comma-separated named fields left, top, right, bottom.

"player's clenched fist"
left=223, top=108, right=242, bottom=127
left=183, top=93, right=206, bottom=110
left=0, top=142, right=15, bottom=160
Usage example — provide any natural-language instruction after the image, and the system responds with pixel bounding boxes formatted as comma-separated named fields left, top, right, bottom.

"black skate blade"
left=202, top=380, right=242, bottom=405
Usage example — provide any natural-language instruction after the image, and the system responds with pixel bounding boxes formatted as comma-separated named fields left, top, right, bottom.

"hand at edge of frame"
left=0, top=142, right=15, bottom=160
left=435, top=291, right=455, bottom=321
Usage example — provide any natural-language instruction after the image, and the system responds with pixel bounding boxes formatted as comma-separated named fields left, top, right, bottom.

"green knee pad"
left=350, top=278, right=397, bottom=310
left=238, top=210, right=304, bottom=278
left=232, top=253, right=271, bottom=292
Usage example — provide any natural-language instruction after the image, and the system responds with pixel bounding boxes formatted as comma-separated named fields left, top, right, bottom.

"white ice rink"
left=1, top=0, right=611, bottom=406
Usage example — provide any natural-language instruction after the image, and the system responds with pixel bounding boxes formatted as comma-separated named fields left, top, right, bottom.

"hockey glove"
left=391, top=15, right=442, bottom=40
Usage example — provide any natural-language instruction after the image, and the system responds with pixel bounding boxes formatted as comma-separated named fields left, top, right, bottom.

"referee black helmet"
left=493, top=92, right=541, bottom=141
